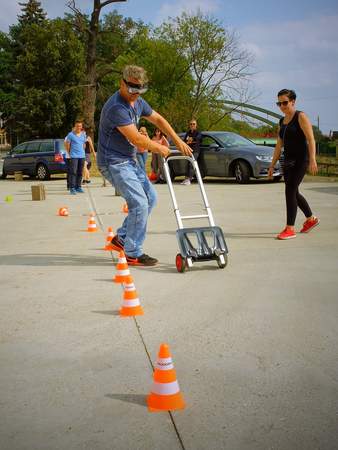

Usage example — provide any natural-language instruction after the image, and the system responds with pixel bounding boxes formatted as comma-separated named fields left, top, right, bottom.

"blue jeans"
left=69, top=158, right=85, bottom=190
left=98, top=160, right=157, bottom=257
left=136, top=152, right=148, bottom=171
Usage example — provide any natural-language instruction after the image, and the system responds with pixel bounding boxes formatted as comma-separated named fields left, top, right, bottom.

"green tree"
left=18, top=0, right=46, bottom=25
left=110, top=26, right=195, bottom=131
left=11, top=18, right=85, bottom=139
left=158, top=11, right=253, bottom=128
left=66, top=0, right=127, bottom=137
left=0, top=32, right=16, bottom=121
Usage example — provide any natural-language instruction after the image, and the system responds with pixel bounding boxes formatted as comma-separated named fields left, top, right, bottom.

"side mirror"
left=209, top=143, right=220, bottom=149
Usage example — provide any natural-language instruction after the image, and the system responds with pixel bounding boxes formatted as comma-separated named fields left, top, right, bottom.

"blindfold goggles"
left=123, top=78, right=148, bottom=94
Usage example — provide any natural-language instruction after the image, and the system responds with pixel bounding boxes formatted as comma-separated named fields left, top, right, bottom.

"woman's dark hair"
left=154, top=128, right=163, bottom=138
left=277, top=89, right=296, bottom=100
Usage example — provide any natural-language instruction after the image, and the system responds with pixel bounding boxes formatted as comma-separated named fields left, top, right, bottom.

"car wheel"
left=36, top=164, right=50, bottom=180
left=234, top=160, right=250, bottom=184
left=1, top=169, right=7, bottom=179
left=273, top=175, right=283, bottom=182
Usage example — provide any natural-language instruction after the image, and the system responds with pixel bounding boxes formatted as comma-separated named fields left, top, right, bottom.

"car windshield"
left=217, top=132, right=255, bottom=148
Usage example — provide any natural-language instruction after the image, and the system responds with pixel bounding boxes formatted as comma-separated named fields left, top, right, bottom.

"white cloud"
left=156, top=0, right=220, bottom=24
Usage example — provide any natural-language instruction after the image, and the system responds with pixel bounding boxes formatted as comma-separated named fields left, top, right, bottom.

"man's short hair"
left=123, top=65, right=148, bottom=84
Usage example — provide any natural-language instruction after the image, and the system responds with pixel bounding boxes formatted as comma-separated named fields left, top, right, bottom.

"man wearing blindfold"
left=97, top=65, right=192, bottom=266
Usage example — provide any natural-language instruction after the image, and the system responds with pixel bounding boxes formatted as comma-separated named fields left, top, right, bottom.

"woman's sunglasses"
left=123, top=78, right=148, bottom=94
left=276, top=101, right=290, bottom=107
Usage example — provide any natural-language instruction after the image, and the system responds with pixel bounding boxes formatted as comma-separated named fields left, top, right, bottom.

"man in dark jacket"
left=181, top=119, right=202, bottom=185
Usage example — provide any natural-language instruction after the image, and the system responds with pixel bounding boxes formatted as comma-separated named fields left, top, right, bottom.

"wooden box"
left=14, top=171, right=23, bottom=181
left=31, top=184, right=46, bottom=201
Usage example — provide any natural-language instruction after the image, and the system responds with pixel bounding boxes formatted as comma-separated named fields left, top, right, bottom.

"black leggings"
left=283, top=160, right=312, bottom=226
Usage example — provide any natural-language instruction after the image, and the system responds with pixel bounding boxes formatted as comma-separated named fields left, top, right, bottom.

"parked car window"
left=55, top=139, right=67, bottom=152
left=11, top=143, right=26, bottom=154
left=25, top=141, right=41, bottom=153
left=201, top=136, right=218, bottom=147
left=218, top=132, right=255, bottom=148
left=39, top=141, right=54, bottom=152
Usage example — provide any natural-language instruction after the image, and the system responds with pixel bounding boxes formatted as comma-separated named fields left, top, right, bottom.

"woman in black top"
left=268, top=89, right=319, bottom=240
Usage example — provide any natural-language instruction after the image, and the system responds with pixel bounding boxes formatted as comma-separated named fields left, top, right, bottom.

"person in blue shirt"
left=65, top=121, right=86, bottom=195
left=97, top=65, right=192, bottom=266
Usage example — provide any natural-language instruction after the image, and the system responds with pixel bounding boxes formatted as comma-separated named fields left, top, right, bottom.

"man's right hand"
left=158, top=145, right=170, bottom=158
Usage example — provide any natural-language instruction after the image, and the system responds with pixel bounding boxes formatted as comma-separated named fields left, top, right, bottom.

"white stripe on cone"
left=122, top=298, right=140, bottom=308
left=151, top=380, right=180, bottom=396
left=156, top=357, right=174, bottom=370
left=117, top=269, right=130, bottom=276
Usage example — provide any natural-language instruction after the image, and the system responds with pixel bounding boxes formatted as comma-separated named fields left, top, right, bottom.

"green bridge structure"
left=221, top=100, right=282, bottom=126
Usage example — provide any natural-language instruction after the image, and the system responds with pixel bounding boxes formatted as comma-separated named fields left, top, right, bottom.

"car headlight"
left=256, top=155, right=273, bottom=162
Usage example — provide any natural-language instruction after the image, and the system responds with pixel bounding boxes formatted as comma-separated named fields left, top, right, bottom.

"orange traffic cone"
left=104, top=227, right=114, bottom=250
left=87, top=213, right=98, bottom=232
left=148, top=343, right=185, bottom=412
left=113, top=250, right=131, bottom=283
left=119, top=275, right=144, bottom=316
left=122, top=203, right=128, bottom=213
left=58, top=206, right=69, bottom=216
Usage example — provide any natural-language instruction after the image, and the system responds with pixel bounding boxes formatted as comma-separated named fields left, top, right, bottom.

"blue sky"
left=1, top=0, right=338, bottom=134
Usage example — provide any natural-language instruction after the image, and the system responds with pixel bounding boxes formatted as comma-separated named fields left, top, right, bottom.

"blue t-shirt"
left=97, top=91, right=152, bottom=165
left=65, top=131, right=86, bottom=158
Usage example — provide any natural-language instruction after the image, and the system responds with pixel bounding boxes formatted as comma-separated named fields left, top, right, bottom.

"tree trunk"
left=81, top=0, right=126, bottom=140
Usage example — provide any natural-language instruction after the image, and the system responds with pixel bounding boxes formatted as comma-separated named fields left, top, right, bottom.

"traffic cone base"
left=148, top=391, right=185, bottom=412
left=120, top=304, right=144, bottom=317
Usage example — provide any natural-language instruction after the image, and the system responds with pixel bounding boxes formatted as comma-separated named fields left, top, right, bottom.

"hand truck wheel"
left=217, top=253, right=228, bottom=269
left=176, top=253, right=187, bottom=273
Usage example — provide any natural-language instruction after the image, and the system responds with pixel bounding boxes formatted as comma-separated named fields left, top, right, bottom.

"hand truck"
left=162, top=153, right=229, bottom=273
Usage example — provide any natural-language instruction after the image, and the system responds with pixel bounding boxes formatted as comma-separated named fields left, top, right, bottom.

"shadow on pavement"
left=105, top=393, right=146, bottom=407
left=306, top=186, right=338, bottom=196
left=92, top=310, right=119, bottom=316
left=226, top=232, right=276, bottom=239
left=0, top=253, right=112, bottom=266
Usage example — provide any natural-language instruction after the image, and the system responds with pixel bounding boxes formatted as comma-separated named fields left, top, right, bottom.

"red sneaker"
left=300, top=217, right=320, bottom=233
left=277, top=228, right=296, bottom=240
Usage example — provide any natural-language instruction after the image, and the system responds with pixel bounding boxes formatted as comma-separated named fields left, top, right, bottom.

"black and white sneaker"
left=125, top=253, right=158, bottom=266
left=110, top=235, right=124, bottom=252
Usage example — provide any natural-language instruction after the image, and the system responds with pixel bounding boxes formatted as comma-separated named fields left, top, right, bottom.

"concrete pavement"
left=0, top=176, right=338, bottom=450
